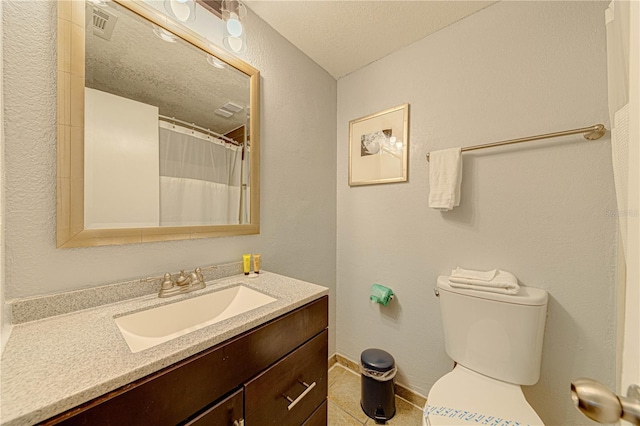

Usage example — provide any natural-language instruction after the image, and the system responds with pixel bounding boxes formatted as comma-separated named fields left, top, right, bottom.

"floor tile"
left=328, top=400, right=365, bottom=425
left=328, top=365, right=348, bottom=388
left=328, top=363, right=424, bottom=425
left=328, top=369, right=369, bottom=423
left=378, top=396, right=423, bottom=425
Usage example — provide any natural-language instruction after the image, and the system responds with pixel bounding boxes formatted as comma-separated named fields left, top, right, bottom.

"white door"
left=573, top=3, right=639, bottom=424
left=620, top=0, right=640, bottom=401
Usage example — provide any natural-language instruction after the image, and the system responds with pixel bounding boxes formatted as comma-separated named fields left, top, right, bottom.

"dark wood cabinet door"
left=302, top=400, right=327, bottom=426
left=184, top=388, right=243, bottom=426
left=244, top=330, right=328, bottom=426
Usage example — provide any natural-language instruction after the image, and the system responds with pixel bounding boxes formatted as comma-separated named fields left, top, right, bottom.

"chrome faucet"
left=157, top=268, right=206, bottom=298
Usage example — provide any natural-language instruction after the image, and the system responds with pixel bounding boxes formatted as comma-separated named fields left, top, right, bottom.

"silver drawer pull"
left=283, top=380, right=317, bottom=411
left=233, top=420, right=244, bottom=426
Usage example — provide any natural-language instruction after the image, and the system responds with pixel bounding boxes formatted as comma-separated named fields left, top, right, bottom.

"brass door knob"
left=571, top=378, right=640, bottom=425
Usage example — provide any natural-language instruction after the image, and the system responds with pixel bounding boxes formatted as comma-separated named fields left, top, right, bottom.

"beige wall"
left=336, top=1, right=616, bottom=424
left=1, top=1, right=337, bottom=352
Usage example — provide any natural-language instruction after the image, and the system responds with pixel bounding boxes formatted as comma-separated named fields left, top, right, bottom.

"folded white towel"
left=448, top=269, right=520, bottom=295
left=428, top=148, right=462, bottom=211
left=451, top=267, right=497, bottom=282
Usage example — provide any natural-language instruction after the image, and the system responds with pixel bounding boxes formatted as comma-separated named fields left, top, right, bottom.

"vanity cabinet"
left=43, top=296, right=328, bottom=426
left=185, top=388, right=244, bottom=426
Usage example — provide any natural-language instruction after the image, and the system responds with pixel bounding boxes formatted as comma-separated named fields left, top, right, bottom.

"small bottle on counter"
left=243, top=254, right=251, bottom=275
left=253, top=254, right=261, bottom=274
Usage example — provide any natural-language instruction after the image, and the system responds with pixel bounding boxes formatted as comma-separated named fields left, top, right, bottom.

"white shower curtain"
left=242, top=148, right=251, bottom=224
left=158, top=123, right=244, bottom=226
left=606, top=0, right=630, bottom=254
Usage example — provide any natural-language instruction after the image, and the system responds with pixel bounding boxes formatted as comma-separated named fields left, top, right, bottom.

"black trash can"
left=360, top=348, right=396, bottom=424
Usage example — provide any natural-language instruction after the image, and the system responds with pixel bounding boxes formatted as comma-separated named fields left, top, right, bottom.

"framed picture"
left=349, top=104, right=409, bottom=186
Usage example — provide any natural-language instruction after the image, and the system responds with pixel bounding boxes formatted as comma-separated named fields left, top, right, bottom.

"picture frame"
left=349, top=104, right=409, bottom=186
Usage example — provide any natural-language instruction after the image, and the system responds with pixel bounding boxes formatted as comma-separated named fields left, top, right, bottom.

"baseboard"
left=394, top=382, right=427, bottom=410
left=328, top=353, right=337, bottom=368
left=334, top=353, right=360, bottom=372
left=331, top=353, right=427, bottom=409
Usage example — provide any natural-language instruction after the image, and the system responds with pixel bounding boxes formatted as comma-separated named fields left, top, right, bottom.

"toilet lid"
left=425, top=365, right=544, bottom=426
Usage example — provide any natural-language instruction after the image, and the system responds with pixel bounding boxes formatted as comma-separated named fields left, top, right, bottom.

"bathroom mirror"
left=57, top=0, right=260, bottom=248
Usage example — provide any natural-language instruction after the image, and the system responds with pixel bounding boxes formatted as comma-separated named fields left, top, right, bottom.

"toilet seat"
left=422, top=365, right=544, bottom=426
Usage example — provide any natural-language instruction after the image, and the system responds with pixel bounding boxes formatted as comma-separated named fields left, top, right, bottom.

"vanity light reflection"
left=152, top=25, right=177, bottom=42
left=222, top=0, right=247, bottom=53
left=164, top=0, right=196, bottom=23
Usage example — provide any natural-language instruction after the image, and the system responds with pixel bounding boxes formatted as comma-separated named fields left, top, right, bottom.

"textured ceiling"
left=245, top=0, right=497, bottom=79
left=86, top=1, right=250, bottom=134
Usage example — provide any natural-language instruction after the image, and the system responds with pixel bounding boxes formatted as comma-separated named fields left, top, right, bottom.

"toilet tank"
left=436, top=276, right=548, bottom=386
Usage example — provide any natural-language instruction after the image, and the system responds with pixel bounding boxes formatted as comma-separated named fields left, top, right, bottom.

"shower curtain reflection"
left=158, top=121, right=247, bottom=226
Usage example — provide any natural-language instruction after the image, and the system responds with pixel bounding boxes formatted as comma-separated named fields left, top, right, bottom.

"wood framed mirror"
left=57, top=0, right=260, bottom=248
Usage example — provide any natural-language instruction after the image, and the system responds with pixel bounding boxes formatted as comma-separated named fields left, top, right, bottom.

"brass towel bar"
left=425, top=124, right=606, bottom=161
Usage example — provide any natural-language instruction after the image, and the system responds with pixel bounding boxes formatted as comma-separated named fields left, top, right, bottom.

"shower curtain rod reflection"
left=425, top=123, right=606, bottom=161
left=158, top=115, right=241, bottom=146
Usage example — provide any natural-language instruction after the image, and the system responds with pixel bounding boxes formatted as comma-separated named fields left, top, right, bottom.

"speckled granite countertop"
left=0, top=271, right=328, bottom=426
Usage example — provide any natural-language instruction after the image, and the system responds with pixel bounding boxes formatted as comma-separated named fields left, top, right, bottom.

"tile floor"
left=327, top=364, right=424, bottom=425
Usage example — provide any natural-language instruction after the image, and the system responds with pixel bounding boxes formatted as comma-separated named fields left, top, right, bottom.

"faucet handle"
left=160, top=273, right=174, bottom=290
left=190, top=268, right=204, bottom=285
left=157, top=273, right=180, bottom=298
left=195, top=267, right=204, bottom=283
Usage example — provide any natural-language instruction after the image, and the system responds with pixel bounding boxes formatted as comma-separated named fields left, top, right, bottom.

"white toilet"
left=423, top=275, right=548, bottom=426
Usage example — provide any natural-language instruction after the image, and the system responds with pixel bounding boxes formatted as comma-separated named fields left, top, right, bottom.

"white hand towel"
left=446, top=281, right=519, bottom=295
left=428, top=148, right=462, bottom=211
left=448, top=270, right=520, bottom=295
left=451, top=267, right=497, bottom=282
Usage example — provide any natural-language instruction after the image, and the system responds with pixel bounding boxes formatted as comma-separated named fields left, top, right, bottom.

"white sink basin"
left=115, top=285, right=277, bottom=353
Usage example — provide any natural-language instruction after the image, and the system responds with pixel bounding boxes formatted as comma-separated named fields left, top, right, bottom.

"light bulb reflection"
left=206, top=54, right=226, bottom=68
left=222, top=0, right=247, bottom=53
left=153, top=25, right=177, bottom=43
left=164, top=0, right=195, bottom=22
left=226, top=15, right=243, bottom=37
left=225, top=36, right=244, bottom=52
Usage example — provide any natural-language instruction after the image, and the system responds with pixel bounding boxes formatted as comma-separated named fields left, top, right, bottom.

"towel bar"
left=425, top=124, right=606, bottom=161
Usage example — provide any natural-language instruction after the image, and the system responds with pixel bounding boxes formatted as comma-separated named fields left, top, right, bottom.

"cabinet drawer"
left=184, top=388, right=243, bottom=426
left=245, top=330, right=328, bottom=425
left=302, top=399, right=327, bottom=426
